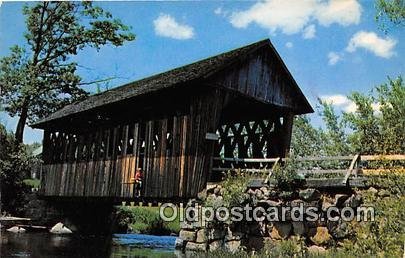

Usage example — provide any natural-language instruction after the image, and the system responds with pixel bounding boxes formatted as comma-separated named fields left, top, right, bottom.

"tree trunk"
left=15, top=104, right=29, bottom=144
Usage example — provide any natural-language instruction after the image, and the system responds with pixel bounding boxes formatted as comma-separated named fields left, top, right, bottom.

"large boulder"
left=322, top=198, right=334, bottom=212
left=207, top=227, right=226, bottom=240
left=310, top=227, right=331, bottom=245
left=327, top=220, right=350, bottom=239
left=197, top=189, right=207, bottom=201
left=225, top=228, right=245, bottom=241
left=50, top=222, right=73, bottom=234
left=299, top=189, right=321, bottom=202
left=179, top=229, right=196, bottom=242
left=208, top=240, right=223, bottom=251
left=334, top=194, right=350, bottom=207
left=6, top=226, right=26, bottom=233
left=255, top=189, right=264, bottom=199
left=175, top=238, right=184, bottom=250
left=344, top=194, right=363, bottom=208
left=257, top=199, right=281, bottom=208
left=224, top=239, right=241, bottom=253
left=270, top=222, right=292, bottom=240
left=185, top=242, right=207, bottom=252
left=195, top=229, right=207, bottom=243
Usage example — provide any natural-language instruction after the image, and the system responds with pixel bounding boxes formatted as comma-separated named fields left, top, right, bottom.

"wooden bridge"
left=32, top=39, right=314, bottom=201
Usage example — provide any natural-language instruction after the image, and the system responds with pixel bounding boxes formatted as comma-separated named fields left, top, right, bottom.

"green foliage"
left=0, top=123, right=33, bottom=213
left=319, top=101, right=352, bottom=156
left=207, top=237, right=307, bottom=257
left=291, top=102, right=352, bottom=158
left=344, top=76, right=405, bottom=154
left=375, top=0, right=405, bottom=31
left=262, top=237, right=307, bottom=257
left=23, top=178, right=40, bottom=188
left=115, top=206, right=180, bottom=235
left=273, top=159, right=301, bottom=191
left=0, top=2, right=135, bottom=142
left=339, top=172, right=405, bottom=257
left=291, top=116, right=327, bottom=157
left=292, top=76, right=404, bottom=157
left=215, top=171, right=250, bottom=208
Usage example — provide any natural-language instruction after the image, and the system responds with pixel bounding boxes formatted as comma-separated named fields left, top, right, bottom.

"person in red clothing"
left=134, top=168, right=143, bottom=197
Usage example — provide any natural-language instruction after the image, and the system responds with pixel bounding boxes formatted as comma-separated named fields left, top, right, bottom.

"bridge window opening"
left=81, top=145, right=87, bottom=161
left=107, top=128, right=114, bottom=158
left=138, top=122, right=146, bottom=170
left=116, top=127, right=123, bottom=156
left=90, top=142, right=96, bottom=160
left=62, top=134, right=69, bottom=162
left=99, top=131, right=106, bottom=159
left=152, top=123, right=160, bottom=152
left=127, top=124, right=135, bottom=155
left=166, top=118, right=174, bottom=156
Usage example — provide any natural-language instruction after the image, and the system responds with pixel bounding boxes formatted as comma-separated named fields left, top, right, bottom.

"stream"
left=0, top=231, right=179, bottom=257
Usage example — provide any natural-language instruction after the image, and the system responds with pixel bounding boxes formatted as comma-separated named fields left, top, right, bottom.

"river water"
left=0, top=231, right=180, bottom=258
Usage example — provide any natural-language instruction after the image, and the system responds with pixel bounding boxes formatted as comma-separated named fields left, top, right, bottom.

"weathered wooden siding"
left=207, top=49, right=303, bottom=111
left=41, top=88, right=225, bottom=199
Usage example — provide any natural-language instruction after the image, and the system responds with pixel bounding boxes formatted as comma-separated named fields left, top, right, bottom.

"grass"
left=23, top=178, right=40, bottom=188
left=115, top=205, right=181, bottom=235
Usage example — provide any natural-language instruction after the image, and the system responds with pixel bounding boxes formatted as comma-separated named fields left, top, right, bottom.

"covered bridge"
left=32, top=39, right=313, bottom=200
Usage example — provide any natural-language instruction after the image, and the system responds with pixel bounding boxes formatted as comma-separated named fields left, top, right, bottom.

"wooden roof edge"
left=31, top=38, right=313, bottom=128
left=31, top=39, right=271, bottom=128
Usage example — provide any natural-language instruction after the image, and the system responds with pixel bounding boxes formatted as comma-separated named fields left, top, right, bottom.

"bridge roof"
left=32, top=39, right=313, bottom=128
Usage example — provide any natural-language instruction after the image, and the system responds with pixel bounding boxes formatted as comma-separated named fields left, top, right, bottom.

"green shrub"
left=0, top=124, right=33, bottom=214
left=220, top=171, right=251, bottom=208
left=23, top=178, right=40, bottom=188
left=338, top=172, right=405, bottom=257
left=115, top=206, right=181, bottom=235
left=273, top=159, right=302, bottom=191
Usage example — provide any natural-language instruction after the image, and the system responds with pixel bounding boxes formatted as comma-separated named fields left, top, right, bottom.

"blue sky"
left=0, top=0, right=404, bottom=144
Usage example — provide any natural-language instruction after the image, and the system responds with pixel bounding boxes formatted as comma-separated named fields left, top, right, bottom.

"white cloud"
left=320, top=94, right=356, bottom=112
left=320, top=94, right=381, bottom=113
left=302, top=24, right=316, bottom=39
left=344, top=102, right=358, bottom=113
left=285, top=42, right=293, bottom=48
left=346, top=31, right=397, bottom=58
left=315, top=0, right=361, bottom=26
left=214, top=7, right=229, bottom=17
left=321, top=94, right=349, bottom=106
left=327, top=51, right=342, bottom=65
left=229, top=0, right=316, bottom=34
left=153, top=14, right=194, bottom=40
left=228, top=0, right=361, bottom=37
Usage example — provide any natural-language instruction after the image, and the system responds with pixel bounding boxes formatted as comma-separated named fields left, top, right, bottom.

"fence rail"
left=212, top=154, right=405, bottom=185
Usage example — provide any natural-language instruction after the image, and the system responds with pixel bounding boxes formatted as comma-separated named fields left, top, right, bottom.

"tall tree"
left=290, top=116, right=327, bottom=157
left=344, top=76, right=405, bottom=154
left=375, top=0, right=405, bottom=32
left=0, top=2, right=135, bottom=143
left=318, top=100, right=352, bottom=156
